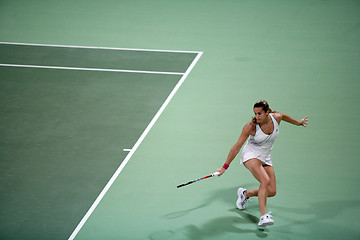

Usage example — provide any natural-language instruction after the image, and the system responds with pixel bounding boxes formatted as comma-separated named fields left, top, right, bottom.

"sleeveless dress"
left=241, top=113, right=280, bottom=166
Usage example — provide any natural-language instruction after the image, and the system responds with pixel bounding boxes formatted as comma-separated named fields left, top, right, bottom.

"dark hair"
left=252, top=100, right=275, bottom=123
left=253, top=100, right=272, bottom=113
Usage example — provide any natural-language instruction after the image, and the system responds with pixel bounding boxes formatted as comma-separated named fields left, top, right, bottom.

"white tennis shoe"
left=236, top=188, right=249, bottom=210
left=258, top=212, right=274, bottom=227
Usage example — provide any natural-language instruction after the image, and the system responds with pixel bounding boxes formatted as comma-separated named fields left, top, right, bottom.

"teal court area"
left=0, top=1, right=359, bottom=240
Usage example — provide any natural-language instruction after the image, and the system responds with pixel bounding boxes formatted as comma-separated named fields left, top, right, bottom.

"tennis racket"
left=177, top=172, right=220, bottom=188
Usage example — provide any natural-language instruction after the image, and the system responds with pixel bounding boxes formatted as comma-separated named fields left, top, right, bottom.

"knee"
left=260, top=177, right=270, bottom=187
left=268, top=188, right=277, bottom=197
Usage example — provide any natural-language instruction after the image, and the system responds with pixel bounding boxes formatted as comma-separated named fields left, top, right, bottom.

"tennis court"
left=1, top=1, right=360, bottom=240
left=0, top=42, right=201, bottom=239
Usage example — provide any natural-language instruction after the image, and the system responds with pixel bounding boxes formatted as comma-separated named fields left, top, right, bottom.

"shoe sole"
left=258, top=221, right=274, bottom=228
left=236, top=188, right=245, bottom=210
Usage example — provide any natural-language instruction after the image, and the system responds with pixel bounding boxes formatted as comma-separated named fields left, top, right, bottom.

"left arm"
left=273, top=112, right=309, bottom=127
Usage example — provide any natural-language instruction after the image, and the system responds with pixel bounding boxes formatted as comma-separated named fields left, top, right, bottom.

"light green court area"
left=0, top=0, right=359, bottom=240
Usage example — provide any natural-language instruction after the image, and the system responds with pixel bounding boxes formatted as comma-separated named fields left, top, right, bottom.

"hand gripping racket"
left=177, top=172, right=220, bottom=188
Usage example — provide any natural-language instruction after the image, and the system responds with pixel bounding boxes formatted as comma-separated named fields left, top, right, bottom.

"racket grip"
left=213, top=172, right=221, bottom=176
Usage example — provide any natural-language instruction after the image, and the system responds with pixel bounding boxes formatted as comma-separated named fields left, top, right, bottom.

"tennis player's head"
left=252, top=100, right=273, bottom=124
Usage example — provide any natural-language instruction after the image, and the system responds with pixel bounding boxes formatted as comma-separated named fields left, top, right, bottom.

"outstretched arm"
left=281, top=113, right=309, bottom=127
left=216, top=122, right=253, bottom=175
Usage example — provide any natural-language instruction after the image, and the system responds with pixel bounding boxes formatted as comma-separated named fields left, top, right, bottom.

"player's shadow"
left=150, top=213, right=267, bottom=240
left=158, top=181, right=360, bottom=240
left=163, top=184, right=256, bottom=220
left=180, top=215, right=268, bottom=240
left=154, top=184, right=267, bottom=240
left=271, top=199, right=360, bottom=228
left=162, top=203, right=209, bottom=219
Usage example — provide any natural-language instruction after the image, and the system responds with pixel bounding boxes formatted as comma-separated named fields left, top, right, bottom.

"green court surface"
left=1, top=1, right=360, bottom=240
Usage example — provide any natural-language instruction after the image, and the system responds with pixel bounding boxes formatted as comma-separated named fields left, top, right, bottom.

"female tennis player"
left=216, top=100, right=308, bottom=227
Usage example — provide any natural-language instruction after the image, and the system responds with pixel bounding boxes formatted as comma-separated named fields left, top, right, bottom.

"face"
left=254, top=107, right=269, bottom=124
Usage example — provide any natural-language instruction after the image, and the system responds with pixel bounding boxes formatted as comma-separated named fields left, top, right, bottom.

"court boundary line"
left=68, top=51, right=203, bottom=240
left=0, top=41, right=201, bottom=54
left=0, top=63, right=184, bottom=75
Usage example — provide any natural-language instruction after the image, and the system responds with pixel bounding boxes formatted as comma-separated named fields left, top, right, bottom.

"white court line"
left=0, top=64, right=184, bottom=75
left=68, top=51, right=203, bottom=240
left=0, top=41, right=200, bottom=54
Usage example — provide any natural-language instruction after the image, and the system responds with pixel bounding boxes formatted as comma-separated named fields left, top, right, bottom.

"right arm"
left=216, top=122, right=253, bottom=175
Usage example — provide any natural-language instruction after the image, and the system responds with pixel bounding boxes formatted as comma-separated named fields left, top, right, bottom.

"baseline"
left=0, top=41, right=201, bottom=54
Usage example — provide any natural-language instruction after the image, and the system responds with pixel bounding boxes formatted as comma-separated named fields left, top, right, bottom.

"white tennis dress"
left=241, top=113, right=279, bottom=166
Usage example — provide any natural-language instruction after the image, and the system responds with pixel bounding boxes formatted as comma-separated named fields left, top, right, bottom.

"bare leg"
left=246, top=164, right=277, bottom=198
left=243, top=159, right=276, bottom=216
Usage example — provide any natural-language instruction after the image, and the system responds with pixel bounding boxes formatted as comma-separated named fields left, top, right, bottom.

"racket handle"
left=213, top=172, right=221, bottom=176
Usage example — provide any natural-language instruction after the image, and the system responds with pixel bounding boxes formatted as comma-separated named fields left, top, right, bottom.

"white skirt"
left=241, top=144, right=273, bottom=166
